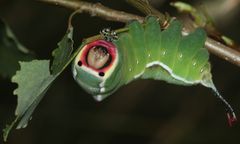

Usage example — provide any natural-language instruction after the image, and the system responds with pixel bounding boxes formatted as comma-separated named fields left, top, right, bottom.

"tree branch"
left=40, top=0, right=143, bottom=23
left=40, top=0, right=240, bottom=67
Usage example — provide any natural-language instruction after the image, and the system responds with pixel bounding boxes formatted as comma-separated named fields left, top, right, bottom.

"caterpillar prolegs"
left=72, top=16, right=236, bottom=125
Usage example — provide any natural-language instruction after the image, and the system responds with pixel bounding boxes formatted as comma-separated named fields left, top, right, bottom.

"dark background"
left=0, top=0, right=240, bottom=144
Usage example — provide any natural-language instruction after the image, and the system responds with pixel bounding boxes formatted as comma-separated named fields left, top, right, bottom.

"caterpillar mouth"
left=76, top=39, right=118, bottom=78
left=86, top=45, right=112, bottom=70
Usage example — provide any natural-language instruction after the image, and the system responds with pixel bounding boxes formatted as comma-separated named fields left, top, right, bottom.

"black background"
left=0, top=0, right=240, bottom=144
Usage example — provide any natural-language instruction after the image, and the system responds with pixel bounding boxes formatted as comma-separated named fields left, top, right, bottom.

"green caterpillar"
left=72, top=16, right=236, bottom=124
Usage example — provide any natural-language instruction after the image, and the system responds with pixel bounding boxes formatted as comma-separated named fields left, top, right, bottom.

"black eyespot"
left=78, top=61, right=82, bottom=66
left=99, top=72, right=105, bottom=77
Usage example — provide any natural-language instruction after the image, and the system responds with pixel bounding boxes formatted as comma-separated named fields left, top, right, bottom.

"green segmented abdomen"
left=114, top=16, right=210, bottom=86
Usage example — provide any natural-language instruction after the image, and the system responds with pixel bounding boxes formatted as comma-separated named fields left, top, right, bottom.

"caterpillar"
left=72, top=16, right=236, bottom=125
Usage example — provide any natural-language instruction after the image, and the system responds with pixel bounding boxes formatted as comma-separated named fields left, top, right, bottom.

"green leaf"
left=0, top=19, right=34, bottom=78
left=51, top=27, right=74, bottom=75
left=3, top=24, right=80, bottom=141
left=3, top=60, right=56, bottom=141
left=13, top=60, right=55, bottom=123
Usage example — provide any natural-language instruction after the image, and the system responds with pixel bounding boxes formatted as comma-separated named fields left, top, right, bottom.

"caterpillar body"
left=72, top=16, right=236, bottom=124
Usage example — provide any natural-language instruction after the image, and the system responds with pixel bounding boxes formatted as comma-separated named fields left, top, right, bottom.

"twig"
left=40, top=0, right=143, bottom=23
left=40, top=0, right=240, bottom=67
left=206, top=37, right=240, bottom=66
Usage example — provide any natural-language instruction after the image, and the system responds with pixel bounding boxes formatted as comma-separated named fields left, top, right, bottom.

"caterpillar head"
left=72, top=39, right=122, bottom=101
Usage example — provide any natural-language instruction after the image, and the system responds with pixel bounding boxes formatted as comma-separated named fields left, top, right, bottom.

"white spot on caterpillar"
left=162, top=51, right=166, bottom=55
left=148, top=54, right=151, bottom=57
left=200, top=69, right=204, bottom=73
left=134, top=71, right=144, bottom=79
left=99, top=81, right=106, bottom=87
left=179, top=53, right=183, bottom=58
left=129, top=68, right=132, bottom=71
left=146, top=61, right=200, bottom=84
left=136, top=60, right=139, bottom=64
left=94, top=95, right=103, bottom=102
left=72, top=68, right=77, bottom=78
left=193, top=61, right=197, bottom=66
left=100, top=87, right=105, bottom=93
